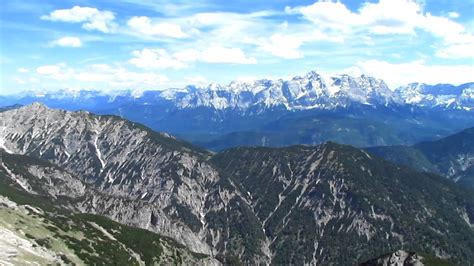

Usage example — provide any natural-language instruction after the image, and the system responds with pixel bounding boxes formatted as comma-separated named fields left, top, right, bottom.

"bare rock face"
left=360, top=250, right=425, bottom=266
left=1, top=103, right=473, bottom=265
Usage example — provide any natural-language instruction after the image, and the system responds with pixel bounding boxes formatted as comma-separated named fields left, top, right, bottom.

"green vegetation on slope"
left=211, top=142, right=474, bottom=265
left=367, top=127, right=474, bottom=187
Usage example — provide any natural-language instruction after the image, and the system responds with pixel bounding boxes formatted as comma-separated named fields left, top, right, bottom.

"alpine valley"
left=1, top=71, right=473, bottom=151
left=0, top=102, right=473, bottom=265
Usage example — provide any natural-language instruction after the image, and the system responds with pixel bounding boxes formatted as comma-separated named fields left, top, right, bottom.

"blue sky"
left=0, top=0, right=473, bottom=94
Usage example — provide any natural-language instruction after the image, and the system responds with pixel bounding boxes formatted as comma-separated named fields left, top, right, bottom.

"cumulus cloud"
left=287, top=0, right=428, bottom=34
left=287, top=0, right=422, bottom=35
left=41, top=6, right=116, bottom=33
left=127, top=16, right=187, bottom=38
left=52, top=36, right=82, bottom=47
left=286, top=1, right=359, bottom=32
left=34, top=63, right=168, bottom=89
left=173, top=11, right=283, bottom=58
left=358, top=0, right=423, bottom=35
left=352, top=59, right=474, bottom=88
left=259, top=33, right=304, bottom=59
left=288, top=0, right=474, bottom=59
left=129, top=46, right=256, bottom=69
left=121, top=2, right=473, bottom=61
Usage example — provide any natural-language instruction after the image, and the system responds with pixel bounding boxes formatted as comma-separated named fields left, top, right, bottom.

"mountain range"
left=1, top=103, right=473, bottom=265
left=3, top=71, right=473, bottom=111
left=1, top=71, right=473, bottom=151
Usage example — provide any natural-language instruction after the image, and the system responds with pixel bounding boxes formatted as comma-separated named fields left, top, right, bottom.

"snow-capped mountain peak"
left=3, top=71, right=472, bottom=111
left=395, top=82, right=474, bottom=109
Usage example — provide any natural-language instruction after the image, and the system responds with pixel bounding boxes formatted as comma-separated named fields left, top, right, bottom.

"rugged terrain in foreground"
left=0, top=104, right=472, bottom=265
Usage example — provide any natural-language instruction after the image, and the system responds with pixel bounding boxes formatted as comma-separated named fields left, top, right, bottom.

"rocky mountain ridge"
left=0, top=103, right=473, bottom=265
left=2, top=71, right=473, bottom=111
left=0, top=102, right=223, bottom=256
left=395, top=82, right=473, bottom=110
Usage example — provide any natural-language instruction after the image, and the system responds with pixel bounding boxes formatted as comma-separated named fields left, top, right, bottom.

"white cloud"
left=129, top=46, right=256, bottom=69
left=13, top=76, right=39, bottom=85
left=177, top=11, right=278, bottom=55
left=288, top=0, right=472, bottom=39
left=259, top=33, right=304, bottom=59
left=36, top=63, right=72, bottom=80
left=173, top=49, right=201, bottom=62
left=184, top=76, right=208, bottom=86
left=359, top=0, right=422, bottom=35
left=288, top=0, right=423, bottom=34
left=420, top=14, right=474, bottom=59
left=286, top=1, right=359, bottom=32
left=129, top=48, right=188, bottom=69
left=256, top=28, right=343, bottom=59
left=34, top=63, right=168, bottom=89
left=75, top=64, right=169, bottom=87
left=41, top=6, right=115, bottom=33
left=288, top=0, right=474, bottom=59
left=435, top=43, right=474, bottom=59
left=36, top=64, right=63, bottom=75
left=200, top=46, right=256, bottom=64
left=14, top=78, right=27, bottom=85
left=17, top=67, right=29, bottom=73
left=52, top=36, right=82, bottom=47
left=353, top=59, right=474, bottom=88
left=421, top=14, right=466, bottom=41
left=127, top=16, right=187, bottom=38
left=122, top=10, right=338, bottom=61
left=448, top=12, right=460, bottom=19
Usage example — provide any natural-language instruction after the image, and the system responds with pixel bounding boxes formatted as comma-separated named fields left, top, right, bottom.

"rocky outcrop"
left=360, top=250, right=425, bottom=266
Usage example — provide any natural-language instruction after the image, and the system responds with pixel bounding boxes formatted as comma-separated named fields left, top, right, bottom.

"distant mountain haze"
left=1, top=71, right=472, bottom=151
left=367, top=127, right=474, bottom=187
